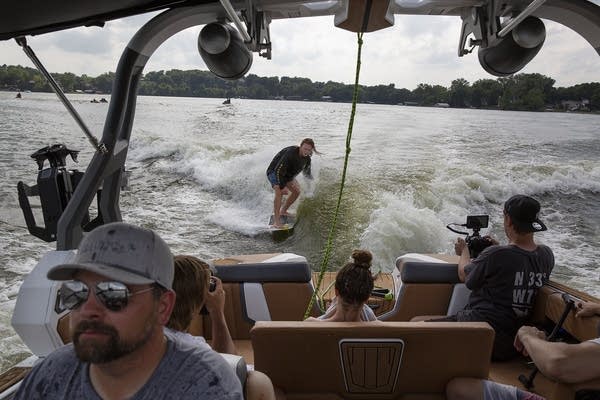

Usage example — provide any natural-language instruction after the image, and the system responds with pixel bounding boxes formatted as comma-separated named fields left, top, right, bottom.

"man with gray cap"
left=431, top=195, right=554, bottom=361
left=15, top=222, right=243, bottom=400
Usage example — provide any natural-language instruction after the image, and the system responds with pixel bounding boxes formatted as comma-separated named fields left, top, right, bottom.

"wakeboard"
left=267, top=214, right=296, bottom=232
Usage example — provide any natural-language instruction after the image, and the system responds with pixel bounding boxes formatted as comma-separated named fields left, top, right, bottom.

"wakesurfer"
left=266, top=138, right=316, bottom=228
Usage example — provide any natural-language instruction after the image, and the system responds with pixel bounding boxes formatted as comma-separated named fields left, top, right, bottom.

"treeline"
left=2, top=64, right=599, bottom=111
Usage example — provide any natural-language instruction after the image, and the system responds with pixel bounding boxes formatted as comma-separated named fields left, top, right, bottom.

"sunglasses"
left=59, top=281, right=155, bottom=312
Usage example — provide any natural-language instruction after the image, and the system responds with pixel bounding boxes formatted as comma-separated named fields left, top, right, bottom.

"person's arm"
left=205, top=278, right=237, bottom=355
left=455, top=237, right=471, bottom=282
left=516, top=326, right=600, bottom=383
left=575, top=301, right=600, bottom=318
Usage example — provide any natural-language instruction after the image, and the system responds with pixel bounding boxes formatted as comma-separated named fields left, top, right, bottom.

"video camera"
left=447, top=215, right=494, bottom=259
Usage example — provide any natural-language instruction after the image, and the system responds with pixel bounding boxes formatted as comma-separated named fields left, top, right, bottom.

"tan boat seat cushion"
left=251, top=321, right=494, bottom=398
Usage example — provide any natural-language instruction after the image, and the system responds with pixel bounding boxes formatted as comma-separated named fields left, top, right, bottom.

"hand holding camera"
left=204, top=276, right=226, bottom=317
left=447, top=215, right=496, bottom=259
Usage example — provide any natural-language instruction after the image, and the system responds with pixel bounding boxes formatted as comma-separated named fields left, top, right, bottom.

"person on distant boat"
left=306, top=250, right=379, bottom=322
left=167, top=255, right=276, bottom=400
left=266, top=138, right=316, bottom=228
left=446, top=300, right=600, bottom=400
left=14, top=222, right=243, bottom=400
left=429, top=195, right=554, bottom=361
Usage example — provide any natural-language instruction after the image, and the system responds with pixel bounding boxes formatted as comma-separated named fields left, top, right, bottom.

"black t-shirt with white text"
left=458, top=244, right=554, bottom=357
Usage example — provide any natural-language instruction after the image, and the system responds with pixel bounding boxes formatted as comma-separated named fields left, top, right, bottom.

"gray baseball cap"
left=47, top=222, right=174, bottom=290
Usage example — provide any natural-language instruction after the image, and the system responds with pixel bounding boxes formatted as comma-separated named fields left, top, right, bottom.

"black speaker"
left=478, top=16, right=546, bottom=77
left=198, top=22, right=252, bottom=80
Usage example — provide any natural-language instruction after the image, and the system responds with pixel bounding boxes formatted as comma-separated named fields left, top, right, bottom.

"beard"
left=72, top=315, right=155, bottom=364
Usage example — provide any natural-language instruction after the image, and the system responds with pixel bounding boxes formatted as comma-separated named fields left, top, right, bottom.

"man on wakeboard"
left=266, top=138, right=316, bottom=228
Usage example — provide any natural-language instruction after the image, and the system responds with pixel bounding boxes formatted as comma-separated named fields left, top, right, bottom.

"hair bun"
left=351, top=250, right=372, bottom=269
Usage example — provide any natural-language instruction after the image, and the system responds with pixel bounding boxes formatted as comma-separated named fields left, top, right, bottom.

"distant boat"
left=223, top=97, right=231, bottom=105
left=15, top=92, right=22, bottom=99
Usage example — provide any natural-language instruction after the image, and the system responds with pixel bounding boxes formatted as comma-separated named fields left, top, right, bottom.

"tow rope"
left=304, top=32, right=364, bottom=319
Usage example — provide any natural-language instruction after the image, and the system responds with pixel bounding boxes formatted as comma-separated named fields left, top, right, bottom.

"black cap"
left=504, top=195, right=547, bottom=233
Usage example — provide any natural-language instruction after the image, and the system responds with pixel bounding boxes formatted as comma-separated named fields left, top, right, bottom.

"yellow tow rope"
left=304, top=32, right=364, bottom=319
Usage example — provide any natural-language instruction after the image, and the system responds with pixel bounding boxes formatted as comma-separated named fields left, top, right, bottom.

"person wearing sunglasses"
left=15, top=222, right=243, bottom=400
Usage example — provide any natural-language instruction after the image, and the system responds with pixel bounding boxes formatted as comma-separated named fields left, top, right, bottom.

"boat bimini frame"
left=45, top=5, right=262, bottom=250
left=10, top=0, right=600, bottom=251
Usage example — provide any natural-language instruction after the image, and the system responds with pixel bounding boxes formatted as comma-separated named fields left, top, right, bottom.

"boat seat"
left=188, top=261, right=319, bottom=341
left=379, top=257, right=463, bottom=321
left=251, top=321, right=494, bottom=399
left=408, top=283, right=473, bottom=321
left=213, top=261, right=311, bottom=283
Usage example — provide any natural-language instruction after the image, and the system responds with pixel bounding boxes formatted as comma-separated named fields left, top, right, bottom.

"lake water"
left=1, top=91, right=599, bottom=371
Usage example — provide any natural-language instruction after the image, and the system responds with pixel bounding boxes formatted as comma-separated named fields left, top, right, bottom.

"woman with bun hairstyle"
left=307, top=250, right=379, bottom=322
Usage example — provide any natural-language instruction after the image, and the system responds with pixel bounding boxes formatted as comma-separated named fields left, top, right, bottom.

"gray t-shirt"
left=15, top=331, right=243, bottom=399
left=458, top=244, right=554, bottom=359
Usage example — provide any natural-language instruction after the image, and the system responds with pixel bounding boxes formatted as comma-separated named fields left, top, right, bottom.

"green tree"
left=412, top=83, right=448, bottom=105
left=448, top=78, right=471, bottom=108
left=498, top=73, right=555, bottom=111
left=471, top=79, right=502, bottom=108
left=2, top=64, right=597, bottom=112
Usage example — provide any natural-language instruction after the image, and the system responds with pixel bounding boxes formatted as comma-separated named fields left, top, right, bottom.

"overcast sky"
left=1, top=12, right=599, bottom=90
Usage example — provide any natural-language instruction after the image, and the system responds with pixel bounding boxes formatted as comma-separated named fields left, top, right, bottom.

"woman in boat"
left=306, top=249, right=378, bottom=322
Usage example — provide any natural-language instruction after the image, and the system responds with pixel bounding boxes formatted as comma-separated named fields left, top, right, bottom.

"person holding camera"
left=433, top=195, right=554, bottom=361
left=167, top=255, right=277, bottom=400
left=167, top=255, right=236, bottom=354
